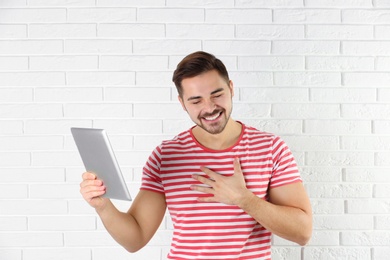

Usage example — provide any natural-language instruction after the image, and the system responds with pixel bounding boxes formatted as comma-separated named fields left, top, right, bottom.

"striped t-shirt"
left=141, top=123, right=301, bottom=260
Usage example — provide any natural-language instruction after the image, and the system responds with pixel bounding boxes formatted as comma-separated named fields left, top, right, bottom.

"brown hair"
left=172, top=51, right=230, bottom=97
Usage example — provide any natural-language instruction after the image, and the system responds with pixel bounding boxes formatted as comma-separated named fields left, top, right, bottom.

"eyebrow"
left=187, top=88, right=224, bottom=101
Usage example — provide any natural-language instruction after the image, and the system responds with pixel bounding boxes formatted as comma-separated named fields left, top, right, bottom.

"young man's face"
left=178, top=69, right=234, bottom=135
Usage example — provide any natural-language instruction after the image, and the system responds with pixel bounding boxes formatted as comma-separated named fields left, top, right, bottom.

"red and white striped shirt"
left=141, top=123, right=301, bottom=260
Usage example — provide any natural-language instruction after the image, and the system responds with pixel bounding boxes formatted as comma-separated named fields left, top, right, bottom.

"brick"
left=235, top=0, right=304, bottom=7
left=375, top=0, right=390, bottom=6
left=342, top=104, right=390, bottom=119
left=374, top=184, right=390, bottom=198
left=233, top=103, right=272, bottom=118
left=304, top=120, right=372, bottom=135
left=347, top=199, right=390, bottom=214
left=374, top=120, right=390, bottom=134
left=0, top=249, right=21, bottom=260
left=0, top=40, right=63, bottom=54
left=29, top=216, right=96, bottom=231
left=0, top=200, right=67, bottom=215
left=206, top=9, right=272, bottom=23
left=134, top=103, right=187, bottom=119
left=134, top=135, right=174, bottom=150
left=65, top=39, right=133, bottom=54
left=29, top=184, right=80, bottom=199
left=0, top=136, right=63, bottom=151
left=375, top=215, right=390, bottom=229
left=35, top=87, right=102, bottom=102
left=68, top=200, right=97, bottom=215
left=25, top=119, right=91, bottom=134
left=344, top=168, right=390, bottom=182
left=29, top=24, right=97, bottom=38
left=0, top=24, right=27, bottom=38
left=240, top=119, right=303, bottom=135
left=344, top=72, right=390, bottom=86
left=0, top=152, right=30, bottom=166
left=0, top=233, right=63, bottom=247
left=307, top=25, right=373, bottom=39
left=204, top=40, right=271, bottom=55
left=238, top=56, right=304, bottom=71
left=311, top=88, right=376, bottom=103
left=271, top=247, right=301, bottom=260
left=30, top=55, right=98, bottom=70
left=0, top=72, right=65, bottom=86
left=133, top=39, right=201, bottom=54
left=315, top=215, right=373, bottom=230
left=375, top=25, right=390, bottom=39
left=0, top=88, right=33, bottom=102
left=0, top=8, right=66, bottom=23
left=162, top=119, right=196, bottom=134
left=306, top=56, right=374, bottom=71
left=100, top=55, right=168, bottom=70
left=0, top=184, right=27, bottom=199
left=0, top=120, right=24, bottom=135
left=343, top=9, right=390, bottom=24
left=272, top=40, right=340, bottom=54
left=310, top=199, right=345, bottom=214
left=68, top=8, right=136, bottom=22
left=23, top=248, right=91, bottom=260
left=304, top=247, right=371, bottom=260
left=136, top=72, right=173, bottom=85
left=274, top=9, right=341, bottom=23
left=306, top=151, right=374, bottom=166
left=343, top=41, right=390, bottom=55
left=64, top=103, right=133, bottom=118
left=236, top=25, right=304, bottom=39
left=341, top=231, right=390, bottom=246
left=98, top=23, right=165, bottom=38
left=0, top=104, right=63, bottom=118
left=241, top=87, right=308, bottom=103
left=342, top=136, right=390, bottom=150
left=67, top=71, right=135, bottom=85
left=306, top=231, right=340, bottom=246
left=306, top=183, right=372, bottom=198
left=0, top=0, right=25, bottom=6
left=167, top=0, right=234, bottom=7
left=373, top=247, right=390, bottom=260
left=273, top=104, right=340, bottom=119
left=29, top=0, right=95, bottom=6
left=138, top=8, right=204, bottom=22
left=64, top=231, right=118, bottom=246
left=230, top=72, right=273, bottom=85
left=305, top=0, right=372, bottom=7
left=105, top=87, right=170, bottom=102
left=93, top=247, right=161, bottom=260
left=376, top=151, right=390, bottom=166
left=283, top=135, right=338, bottom=151
left=32, top=151, right=81, bottom=167
left=166, top=24, right=234, bottom=39
left=0, top=168, right=64, bottom=183
left=93, top=119, right=163, bottom=134
left=377, top=56, right=390, bottom=70
left=0, top=56, right=28, bottom=70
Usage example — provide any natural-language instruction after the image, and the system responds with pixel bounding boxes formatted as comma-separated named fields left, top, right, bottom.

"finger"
left=192, top=174, right=214, bottom=186
left=200, top=166, right=217, bottom=179
left=82, top=171, right=97, bottom=180
left=80, top=179, right=104, bottom=188
left=190, top=184, right=214, bottom=194
left=197, top=196, right=217, bottom=203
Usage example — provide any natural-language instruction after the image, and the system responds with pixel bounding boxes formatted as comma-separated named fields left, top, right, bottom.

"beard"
left=196, top=106, right=232, bottom=135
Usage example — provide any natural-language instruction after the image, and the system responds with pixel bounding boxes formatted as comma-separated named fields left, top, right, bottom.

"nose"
left=203, top=99, right=216, bottom=113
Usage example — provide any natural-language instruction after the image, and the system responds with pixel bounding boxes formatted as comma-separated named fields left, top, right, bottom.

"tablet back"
left=71, top=127, right=132, bottom=201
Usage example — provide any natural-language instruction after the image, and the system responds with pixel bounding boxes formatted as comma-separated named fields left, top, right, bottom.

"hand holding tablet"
left=71, top=127, right=132, bottom=201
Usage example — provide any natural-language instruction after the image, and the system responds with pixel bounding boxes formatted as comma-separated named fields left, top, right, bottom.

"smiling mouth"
left=202, top=111, right=222, bottom=121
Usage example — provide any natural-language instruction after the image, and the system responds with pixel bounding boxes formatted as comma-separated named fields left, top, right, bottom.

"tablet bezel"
left=71, top=127, right=132, bottom=201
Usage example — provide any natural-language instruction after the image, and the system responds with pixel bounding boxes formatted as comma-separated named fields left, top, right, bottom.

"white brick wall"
left=0, top=1, right=389, bottom=259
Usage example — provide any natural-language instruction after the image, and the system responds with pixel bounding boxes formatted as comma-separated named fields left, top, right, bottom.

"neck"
left=192, top=119, right=242, bottom=150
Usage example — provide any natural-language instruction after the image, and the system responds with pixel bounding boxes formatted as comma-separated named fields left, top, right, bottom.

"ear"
left=178, top=95, right=187, bottom=111
left=229, top=80, right=234, bottom=97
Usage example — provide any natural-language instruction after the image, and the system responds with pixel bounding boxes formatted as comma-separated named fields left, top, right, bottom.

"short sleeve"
left=269, top=136, right=301, bottom=188
left=140, top=145, right=165, bottom=194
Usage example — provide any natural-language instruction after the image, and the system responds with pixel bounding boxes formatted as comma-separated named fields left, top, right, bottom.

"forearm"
left=238, top=191, right=312, bottom=246
left=96, top=201, right=145, bottom=252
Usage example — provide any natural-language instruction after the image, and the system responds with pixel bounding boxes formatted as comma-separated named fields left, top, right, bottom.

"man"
left=80, top=51, right=312, bottom=259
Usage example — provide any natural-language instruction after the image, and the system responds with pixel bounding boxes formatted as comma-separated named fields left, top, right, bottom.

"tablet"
left=71, top=127, right=132, bottom=201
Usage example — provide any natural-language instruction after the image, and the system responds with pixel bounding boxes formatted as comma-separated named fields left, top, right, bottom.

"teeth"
left=204, top=113, right=220, bottom=121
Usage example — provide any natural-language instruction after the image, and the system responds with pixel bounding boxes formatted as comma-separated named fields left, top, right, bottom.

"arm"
left=80, top=172, right=166, bottom=252
left=191, top=158, right=312, bottom=246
